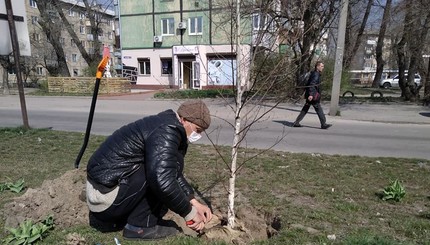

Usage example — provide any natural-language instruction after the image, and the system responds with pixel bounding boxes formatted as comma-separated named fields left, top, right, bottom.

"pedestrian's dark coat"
left=305, top=70, right=322, bottom=101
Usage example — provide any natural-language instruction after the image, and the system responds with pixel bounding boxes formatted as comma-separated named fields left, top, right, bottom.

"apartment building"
left=118, top=0, right=284, bottom=90
left=349, top=32, right=396, bottom=84
left=25, top=0, right=116, bottom=78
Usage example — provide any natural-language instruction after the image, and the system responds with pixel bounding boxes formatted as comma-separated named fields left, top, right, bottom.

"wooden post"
left=5, top=0, right=29, bottom=129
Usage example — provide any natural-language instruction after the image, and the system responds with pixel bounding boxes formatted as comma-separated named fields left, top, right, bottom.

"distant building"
left=349, top=31, right=396, bottom=84
left=24, top=0, right=117, bottom=78
left=117, top=0, right=286, bottom=90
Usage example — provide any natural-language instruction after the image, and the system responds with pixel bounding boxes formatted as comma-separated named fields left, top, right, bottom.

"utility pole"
left=329, top=0, right=349, bottom=116
left=5, top=0, right=29, bottom=129
left=424, top=55, right=430, bottom=98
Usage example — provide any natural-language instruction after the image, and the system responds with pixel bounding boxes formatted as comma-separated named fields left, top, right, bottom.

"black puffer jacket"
left=87, top=109, right=194, bottom=218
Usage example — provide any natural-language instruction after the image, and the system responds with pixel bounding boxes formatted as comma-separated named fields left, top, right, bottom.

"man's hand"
left=308, top=95, right=313, bottom=101
left=190, top=199, right=213, bottom=223
left=186, top=213, right=206, bottom=231
left=186, top=199, right=213, bottom=231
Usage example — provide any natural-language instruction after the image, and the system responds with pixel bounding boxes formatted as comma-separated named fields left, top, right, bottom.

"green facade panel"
left=182, top=0, right=209, bottom=9
left=180, top=12, right=210, bottom=45
left=120, top=0, right=253, bottom=49
left=155, top=0, right=180, bottom=12
left=120, top=0, right=150, bottom=15
left=121, top=16, right=153, bottom=49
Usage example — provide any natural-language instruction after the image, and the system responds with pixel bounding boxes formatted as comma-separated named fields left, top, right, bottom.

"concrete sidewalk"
left=97, top=91, right=430, bottom=125
left=335, top=102, right=430, bottom=125
left=7, top=88, right=430, bottom=125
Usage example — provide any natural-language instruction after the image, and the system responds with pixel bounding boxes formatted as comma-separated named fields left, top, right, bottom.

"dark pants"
left=90, top=166, right=166, bottom=229
left=295, top=99, right=327, bottom=126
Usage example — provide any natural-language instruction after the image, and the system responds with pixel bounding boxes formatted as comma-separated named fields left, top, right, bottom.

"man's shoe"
left=88, top=211, right=124, bottom=233
left=321, top=124, right=332, bottom=129
left=293, top=122, right=302, bottom=127
left=123, top=225, right=179, bottom=240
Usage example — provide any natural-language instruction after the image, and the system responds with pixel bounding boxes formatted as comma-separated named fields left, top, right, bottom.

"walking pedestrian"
left=86, top=100, right=213, bottom=240
left=293, top=61, right=332, bottom=129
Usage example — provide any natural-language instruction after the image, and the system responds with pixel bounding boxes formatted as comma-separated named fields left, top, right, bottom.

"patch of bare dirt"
left=2, top=169, right=278, bottom=244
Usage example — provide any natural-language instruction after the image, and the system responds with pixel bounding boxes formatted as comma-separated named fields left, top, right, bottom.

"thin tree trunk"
left=421, top=10, right=430, bottom=99
left=425, top=58, right=430, bottom=103
left=372, top=0, right=391, bottom=88
left=396, top=36, right=407, bottom=97
left=2, top=67, right=10, bottom=95
left=227, top=0, right=242, bottom=229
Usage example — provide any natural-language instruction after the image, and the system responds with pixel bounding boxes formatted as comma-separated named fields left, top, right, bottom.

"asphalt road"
left=1, top=94, right=429, bottom=160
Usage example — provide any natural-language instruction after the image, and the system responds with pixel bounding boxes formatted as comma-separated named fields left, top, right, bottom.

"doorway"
left=178, top=58, right=200, bottom=89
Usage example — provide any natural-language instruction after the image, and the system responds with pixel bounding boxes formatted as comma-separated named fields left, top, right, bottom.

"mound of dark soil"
left=3, top=169, right=277, bottom=244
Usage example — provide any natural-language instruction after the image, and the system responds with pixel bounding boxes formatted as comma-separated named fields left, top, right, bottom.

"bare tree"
left=204, top=0, right=342, bottom=229
left=343, top=0, right=373, bottom=70
left=52, top=0, right=107, bottom=65
left=33, top=0, right=111, bottom=76
left=372, top=0, right=392, bottom=87
left=51, top=0, right=93, bottom=65
left=34, top=0, right=70, bottom=76
left=82, top=0, right=104, bottom=63
left=294, top=1, right=340, bottom=76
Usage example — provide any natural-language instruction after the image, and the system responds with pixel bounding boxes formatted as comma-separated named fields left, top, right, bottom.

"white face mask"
left=185, top=121, right=202, bottom=143
left=188, top=131, right=202, bottom=143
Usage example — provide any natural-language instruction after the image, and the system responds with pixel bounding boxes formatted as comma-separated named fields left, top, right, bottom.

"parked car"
left=379, top=74, right=421, bottom=88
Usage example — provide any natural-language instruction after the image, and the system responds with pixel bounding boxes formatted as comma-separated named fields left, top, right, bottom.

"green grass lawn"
left=1, top=127, right=429, bottom=244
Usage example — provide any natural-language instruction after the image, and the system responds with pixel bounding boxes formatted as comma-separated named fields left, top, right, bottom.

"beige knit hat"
left=177, top=100, right=211, bottom=130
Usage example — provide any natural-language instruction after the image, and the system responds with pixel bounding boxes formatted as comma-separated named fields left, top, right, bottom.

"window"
left=71, top=39, right=75, bottom=47
left=80, top=41, right=86, bottom=47
left=138, top=58, right=151, bottom=75
left=108, top=31, right=113, bottom=40
left=8, top=67, right=16, bottom=74
left=31, top=16, right=38, bottom=25
left=68, top=10, right=75, bottom=17
left=36, top=67, right=43, bottom=75
left=60, top=38, right=65, bottom=44
left=189, top=16, right=202, bottom=35
left=161, top=59, right=172, bottom=75
left=161, top=18, right=174, bottom=35
left=73, top=69, right=79, bottom=76
left=252, top=13, right=273, bottom=31
left=80, top=12, right=86, bottom=19
left=98, top=29, right=104, bottom=39
left=33, top=33, right=40, bottom=42
left=29, top=0, right=37, bottom=8
left=192, top=61, right=200, bottom=87
left=80, top=26, right=85, bottom=34
left=253, top=14, right=266, bottom=31
left=72, top=54, right=78, bottom=62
